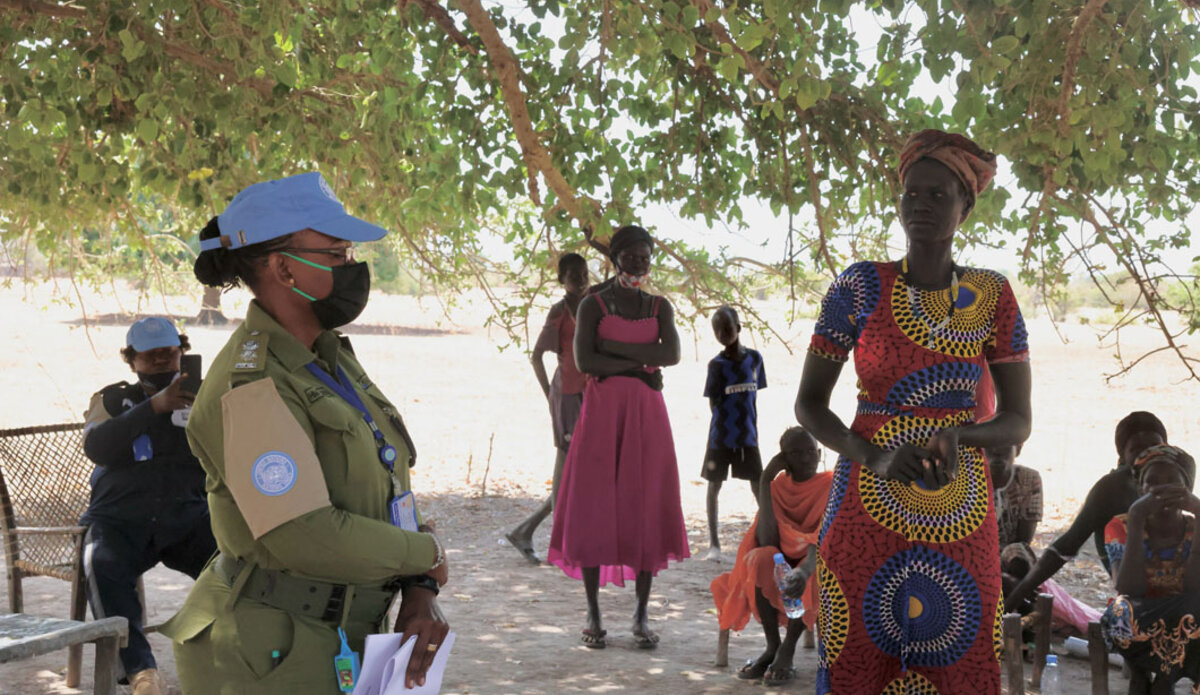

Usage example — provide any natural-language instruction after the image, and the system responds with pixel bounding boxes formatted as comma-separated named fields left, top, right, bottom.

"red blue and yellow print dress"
left=809, top=261, right=1029, bottom=694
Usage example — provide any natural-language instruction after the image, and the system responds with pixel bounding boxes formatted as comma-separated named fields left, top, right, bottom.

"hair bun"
left=193, top=216, right=236, bottom=287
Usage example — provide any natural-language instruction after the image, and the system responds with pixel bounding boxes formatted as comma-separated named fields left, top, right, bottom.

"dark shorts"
left=549, top=369, right=584, bottom=451
left=701, top=446, right=763, bottom=482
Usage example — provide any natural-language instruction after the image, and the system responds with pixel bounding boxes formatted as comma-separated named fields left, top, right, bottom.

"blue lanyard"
left=305, top=363, right=399, bottom=471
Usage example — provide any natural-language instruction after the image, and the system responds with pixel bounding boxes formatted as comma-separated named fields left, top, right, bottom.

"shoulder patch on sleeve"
left=232, top=333, right=269, bottom=372
left=221, top=377, right=329, bottom=539
left=84, top=391, right=111, bottom=428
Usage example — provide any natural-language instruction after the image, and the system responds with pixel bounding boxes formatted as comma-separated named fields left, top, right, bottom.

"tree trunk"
left=194, top=285, right=228, bottom=325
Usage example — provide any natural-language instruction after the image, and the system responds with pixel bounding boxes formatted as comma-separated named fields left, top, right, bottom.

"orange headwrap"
left=1133, top=444, right=1196, bottom=489
left=897, top=129, right=998, bottom=212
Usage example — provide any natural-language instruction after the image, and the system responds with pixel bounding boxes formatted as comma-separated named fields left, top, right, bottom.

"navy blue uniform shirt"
left=81, top=381, right=209, bottom=532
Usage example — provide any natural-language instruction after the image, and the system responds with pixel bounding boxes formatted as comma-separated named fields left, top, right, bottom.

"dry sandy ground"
left=1, top=280, right=1198, bottom=694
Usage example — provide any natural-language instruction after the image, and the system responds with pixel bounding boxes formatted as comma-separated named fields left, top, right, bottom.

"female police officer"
left=160, top=173, right=449, bottom=693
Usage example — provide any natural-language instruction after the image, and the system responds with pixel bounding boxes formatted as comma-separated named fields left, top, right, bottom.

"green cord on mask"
left=282, top=252, right=331, bottom=301
left=282, top=252, right=333, bottom=272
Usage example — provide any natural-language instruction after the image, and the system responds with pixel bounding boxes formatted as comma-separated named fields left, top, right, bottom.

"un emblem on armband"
left=251, top=451, right=298, bottom=496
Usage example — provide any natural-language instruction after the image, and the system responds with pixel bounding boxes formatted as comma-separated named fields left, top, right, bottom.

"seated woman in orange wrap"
left=711, top=427, right=833, bottom=685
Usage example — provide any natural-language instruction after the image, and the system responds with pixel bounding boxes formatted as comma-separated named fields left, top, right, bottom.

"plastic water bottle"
left=773, top=553, right=805, bottom=619
left=1041, top=654, right=1060, bottom=694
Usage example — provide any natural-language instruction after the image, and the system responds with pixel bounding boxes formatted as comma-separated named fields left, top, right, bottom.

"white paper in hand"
left=352, top=632, right=456, bottom=695
left=350, top=632, right=404, bottom=695
left=382, top=632, right=456, bottom=695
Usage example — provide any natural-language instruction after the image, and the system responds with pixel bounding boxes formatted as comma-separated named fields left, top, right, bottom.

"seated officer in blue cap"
left=81, top=317, right=217, bottom=695
left=162, top=172, right=449, bottom=694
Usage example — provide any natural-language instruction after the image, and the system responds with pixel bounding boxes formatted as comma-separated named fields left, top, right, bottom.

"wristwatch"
left=400, top=574, right=440, bottom=596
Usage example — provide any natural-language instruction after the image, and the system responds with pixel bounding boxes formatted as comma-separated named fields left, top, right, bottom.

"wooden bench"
left=0, top=613, right=128, bottom=695
left=1002, top=594, right=1055, bottom=694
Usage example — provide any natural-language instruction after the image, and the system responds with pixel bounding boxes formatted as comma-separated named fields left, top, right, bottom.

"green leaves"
left=0, top=0, right=1197, bottom=365
left=991, top=35, right=1020, bottom=55
left=118, top=29, right=147, bottom=63
left=136, top=119, right=158, bottom=142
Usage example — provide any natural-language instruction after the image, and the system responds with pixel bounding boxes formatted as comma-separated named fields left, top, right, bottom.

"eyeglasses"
left=279, top=246, right=356, bottom=263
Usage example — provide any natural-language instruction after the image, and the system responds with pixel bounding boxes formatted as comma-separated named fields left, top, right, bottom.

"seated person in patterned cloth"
left=81, top=317, right=217, bottom=695
left=1102, top=445, right=1200, bottom=695
left=991, top=444, right=1102, bottom=635
left=990, top=443, right=1039, bottom=548
left=710, top=427, right=833, bottom=686
left=1009, top=411, right=1168, bottom=611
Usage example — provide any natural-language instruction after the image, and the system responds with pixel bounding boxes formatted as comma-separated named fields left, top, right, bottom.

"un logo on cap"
left=318, top=176, right=340, bottom=204
left=251, top=451, right=298, bottom=496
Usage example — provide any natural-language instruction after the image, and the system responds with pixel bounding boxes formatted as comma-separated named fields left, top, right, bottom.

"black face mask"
left=287, top=260, right=370, bottom=332
left=137, top=370, right=178, bottom=393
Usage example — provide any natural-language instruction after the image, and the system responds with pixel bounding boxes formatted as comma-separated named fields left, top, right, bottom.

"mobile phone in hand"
left=180, top=354, right=203, bottom=395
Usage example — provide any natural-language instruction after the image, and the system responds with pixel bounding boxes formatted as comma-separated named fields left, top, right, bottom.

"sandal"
left=633, top=629, right=660, bottom=650
left=763, top=665, right=795, bottom=686
left=737, top=658, right=770, bottom=680
left=581, top=628, right=607, bottom=649
left=504, top=531, right=541, bottom=565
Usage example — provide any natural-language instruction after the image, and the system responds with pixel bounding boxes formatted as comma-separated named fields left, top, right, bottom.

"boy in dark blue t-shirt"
left=702, top=306, right=767, bottom=561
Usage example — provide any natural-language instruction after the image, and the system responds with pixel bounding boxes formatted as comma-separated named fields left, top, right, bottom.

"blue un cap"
left=201, top=172, right=388, bottom=252
left=126, top=317, right=181, bottom=352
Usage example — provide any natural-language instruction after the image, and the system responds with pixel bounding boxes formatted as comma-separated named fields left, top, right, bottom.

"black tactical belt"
left=213, top=553, right=400, bottom=626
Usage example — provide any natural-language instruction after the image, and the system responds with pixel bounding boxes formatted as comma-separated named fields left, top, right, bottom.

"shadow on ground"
left=1, top=492, right=1127, bottom=694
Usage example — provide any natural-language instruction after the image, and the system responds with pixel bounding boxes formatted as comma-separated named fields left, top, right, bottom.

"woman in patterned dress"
left=1102, top=444, right=1200, bottom=695
left=795, top=130, right=1032, bottom=694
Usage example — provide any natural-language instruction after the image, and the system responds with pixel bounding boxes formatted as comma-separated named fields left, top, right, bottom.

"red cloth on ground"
left=711, top=470, right=834, bottom=632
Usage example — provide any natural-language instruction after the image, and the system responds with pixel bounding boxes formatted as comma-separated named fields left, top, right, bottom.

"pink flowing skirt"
left=548, top=374, right=690, bottom=586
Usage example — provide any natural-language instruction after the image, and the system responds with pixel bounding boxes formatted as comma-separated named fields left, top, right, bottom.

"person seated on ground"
left=1101, top=444, right=1200, bottom=695
left=1008, top=411, right=1168, bottom=611
left=81, top=317, right=217, bottom=695
left=991, top=444, right=1103, bottom=635
left=990, top=443, right=1039, bottom=548
left=506, top=253, right=590, bottom=564
left=701, top=306, right=768, bottom=562
left=710, top=427, right=833, bottom=686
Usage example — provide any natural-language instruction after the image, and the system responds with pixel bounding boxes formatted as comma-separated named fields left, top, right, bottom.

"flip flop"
left=763, top=665, right=795, bottom=686
left=633, top=629, right=660, bottom=650
left=737, top=658, right=770, bottom=680
left=504, top=531, right=541, bottom=565
left=581, top=628, right=607, bottom=649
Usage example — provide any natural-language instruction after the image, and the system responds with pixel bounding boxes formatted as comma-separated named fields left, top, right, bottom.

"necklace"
left=901, top=256, right=960, bottom=336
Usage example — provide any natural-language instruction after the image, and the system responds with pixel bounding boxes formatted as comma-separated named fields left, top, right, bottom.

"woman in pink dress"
left=548, top=224, right=690, bottom=650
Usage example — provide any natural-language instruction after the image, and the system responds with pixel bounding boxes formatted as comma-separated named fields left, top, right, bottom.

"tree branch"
left=0, top=0, right=85, bottom=19
left=1024, top=0, right=1107, bottom=263
left=400, top=0, right=477, bottom=55
left=1057, top=0, right=1109, bottom=139
left=448, top=0, right=604, bottom=243
left=1073, top=194, right=1198, bottom=381
left=799, top=126, right=839, bottom=278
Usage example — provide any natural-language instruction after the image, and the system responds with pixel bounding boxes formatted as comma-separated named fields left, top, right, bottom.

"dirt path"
left=2, top=284, right=1198, bottom=694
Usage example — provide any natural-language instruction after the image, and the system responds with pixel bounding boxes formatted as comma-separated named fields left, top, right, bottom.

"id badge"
left=389, top=491, right=419, bottom=531
left=132, top=434, right=153, bottom=462
left=333, top=627, right=359, bottom=692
